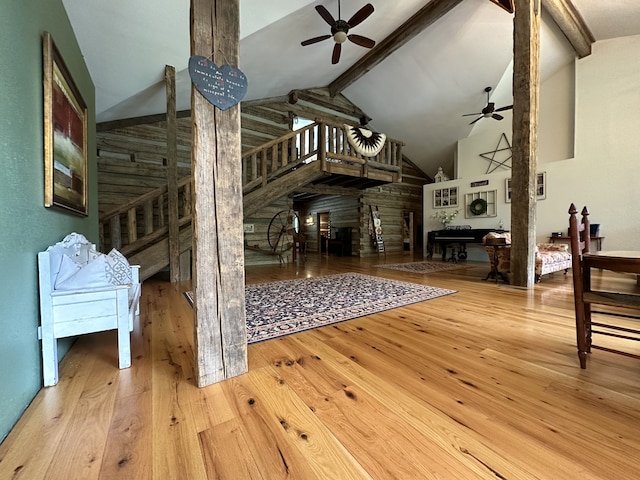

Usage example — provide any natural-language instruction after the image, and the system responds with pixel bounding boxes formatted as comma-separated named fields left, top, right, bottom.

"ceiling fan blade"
left=492, top=113, right=504, bottom=121
left=347, top=3, right=374, bottom=27
left=315, top=5, right=336, bottom=27
left=462, top=112, right=482, bottom=117
left=469, top=116, right=483, bottom=125
left=301, top=34, right=332, bottom=46
left=332, top=43, right=342, bottom=64
left=348, top=34, right=375, bottom=48
left=495, top=104, right=513, bottom=112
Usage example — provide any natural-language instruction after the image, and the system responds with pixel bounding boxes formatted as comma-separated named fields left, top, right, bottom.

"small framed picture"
left=505, top=172, right=546, bottom=203
left=433, top=187, right=458, bottom=208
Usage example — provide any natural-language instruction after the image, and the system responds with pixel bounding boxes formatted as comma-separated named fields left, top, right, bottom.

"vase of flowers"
left=432, top=209, right=459, bottom=227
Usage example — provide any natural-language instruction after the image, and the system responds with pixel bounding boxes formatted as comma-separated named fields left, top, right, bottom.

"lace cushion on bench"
left=105, top=248, right=132, bottom=285
left=54, top=249, right=131, bottom=291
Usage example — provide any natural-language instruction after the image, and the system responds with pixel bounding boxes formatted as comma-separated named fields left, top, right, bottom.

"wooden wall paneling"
left=241, top=105, right=290, bottom=125
left=300, top=195, right=360, bottom=255
left=243, top=198, right=293, bottom=265
left=289, top=88, right=366, bottom=120
left=241, top=116, right=289, bottom=138
left=360, top=183, right=424, bottom=256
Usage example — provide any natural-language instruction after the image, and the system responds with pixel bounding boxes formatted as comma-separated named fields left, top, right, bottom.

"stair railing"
left=99, top=177, right=192, bottom=256
left=241, top=122, right=320, bottom=195
left=100, top=121, right=403, bottom=259
left=241, top=121, right=403, bottom=196
left=320, top=120, right=404, bottom=175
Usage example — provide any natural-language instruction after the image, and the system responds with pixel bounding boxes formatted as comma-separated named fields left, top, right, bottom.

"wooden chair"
left=568, top=204, right=640, bottom=368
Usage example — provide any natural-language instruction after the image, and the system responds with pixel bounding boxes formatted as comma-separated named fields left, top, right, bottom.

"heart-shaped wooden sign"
left=188, top=56, right=248, bottom=110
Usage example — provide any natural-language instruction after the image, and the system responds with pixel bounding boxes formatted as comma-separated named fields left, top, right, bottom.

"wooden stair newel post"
left=190, top=0, right=248, bottom=387
left=510, top=0, right=541, bottom=287
left=165, top=65, right=181, bottom=284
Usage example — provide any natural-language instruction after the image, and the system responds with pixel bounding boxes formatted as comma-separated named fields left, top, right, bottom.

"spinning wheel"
left=267, top=210, right=299, bottom=254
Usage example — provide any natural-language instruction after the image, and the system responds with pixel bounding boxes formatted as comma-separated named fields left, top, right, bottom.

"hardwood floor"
left=2, top=254, right=640, bottom=479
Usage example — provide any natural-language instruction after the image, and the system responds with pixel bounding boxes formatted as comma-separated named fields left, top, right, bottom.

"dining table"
left=582, top=250, right=640, bottom=287
left=575, top=250, right=640, bottom=368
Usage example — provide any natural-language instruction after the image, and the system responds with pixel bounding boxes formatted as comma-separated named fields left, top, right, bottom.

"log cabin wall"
left=298, top=195, right=360, bottom=255
left=97, top=119, right=193, bottom=215
left=96, top=87, right=430, bottom=265
left=360, top=182, right=424, bottom=257
left=243, top=197, right=292, bottom=265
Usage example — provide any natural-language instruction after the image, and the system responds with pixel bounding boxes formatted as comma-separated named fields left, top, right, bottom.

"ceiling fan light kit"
left=301, top=1, right=376, bottom=65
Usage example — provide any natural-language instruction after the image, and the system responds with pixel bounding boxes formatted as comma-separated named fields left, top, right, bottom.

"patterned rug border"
left=184, top=272, right=456, bottom=343
left=374, top=261, right=470, bottom=274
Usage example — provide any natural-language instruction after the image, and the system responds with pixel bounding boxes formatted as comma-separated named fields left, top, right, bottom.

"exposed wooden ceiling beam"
left=542, top=0, right=594, bottom=58
left=328, top=0, right=463, bottom=97
left=294, top=184, right=363, bottom=197
left=489, top=0, right=514, bottom=14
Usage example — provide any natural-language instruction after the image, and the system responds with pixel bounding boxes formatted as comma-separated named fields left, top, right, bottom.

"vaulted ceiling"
left=62, top=0, right=640, bottom=176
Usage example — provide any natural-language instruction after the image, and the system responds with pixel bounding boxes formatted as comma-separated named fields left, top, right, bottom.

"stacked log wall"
left=297, top=195, right=360, bottom=255
left=96, top=87, right=431, bottom=265
left=360, top=183, right=425, bottom=257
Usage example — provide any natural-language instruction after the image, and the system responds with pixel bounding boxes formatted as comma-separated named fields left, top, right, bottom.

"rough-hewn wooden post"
left=191, top=0, right=247, bottom=386
left=165, top=65, right=180, bottom=283
left=510, top=0, right=541, bottom=287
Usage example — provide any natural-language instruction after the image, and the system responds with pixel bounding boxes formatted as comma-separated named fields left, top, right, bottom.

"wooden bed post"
left=510, top=0, right=541, bottom=287
left=190, top=0, right=247, bottom=387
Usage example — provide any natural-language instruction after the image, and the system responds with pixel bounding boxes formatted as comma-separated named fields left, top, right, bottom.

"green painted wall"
left=0, top=1, right=97, bottom=442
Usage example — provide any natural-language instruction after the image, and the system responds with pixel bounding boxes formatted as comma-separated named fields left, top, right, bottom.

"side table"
left=483, top=237, right=510, bottom=284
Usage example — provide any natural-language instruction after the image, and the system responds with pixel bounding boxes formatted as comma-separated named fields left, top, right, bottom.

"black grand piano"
left=427, top=227, right=507, bottom=262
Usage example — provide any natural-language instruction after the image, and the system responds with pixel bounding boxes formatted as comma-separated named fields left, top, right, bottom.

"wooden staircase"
left=99, top=120, right=403, bottom=280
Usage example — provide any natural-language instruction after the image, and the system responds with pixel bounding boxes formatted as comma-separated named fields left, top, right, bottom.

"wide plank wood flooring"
left=2, top=254, right=640, bottom=479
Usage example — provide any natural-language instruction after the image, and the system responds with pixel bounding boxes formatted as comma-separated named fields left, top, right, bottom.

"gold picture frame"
left=43, top=32, right=88, bottom=216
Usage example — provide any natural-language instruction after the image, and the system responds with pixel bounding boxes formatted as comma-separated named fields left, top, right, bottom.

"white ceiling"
left=62, top=0, right=640, bottom=176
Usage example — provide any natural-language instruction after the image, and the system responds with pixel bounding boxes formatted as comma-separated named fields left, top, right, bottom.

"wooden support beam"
left=165, top=65, right=180, bottom=284
left=542, top=0, right=594, bottom=58
left=96, top=110, right=191, bottom=132
left=294, top=184, right=363, bottom=197
left=489, top=0, right=514, bottom=13
left=510, top=0, right=541, bottom=288
left=328, top=0, right=463, bottom=97
left=191, top=0, right=247, bottom=387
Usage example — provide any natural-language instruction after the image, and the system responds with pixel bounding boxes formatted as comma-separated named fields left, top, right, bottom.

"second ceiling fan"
left=301, top=1, right=376, bottom=65
left=463, top=86, right=513, bottom=125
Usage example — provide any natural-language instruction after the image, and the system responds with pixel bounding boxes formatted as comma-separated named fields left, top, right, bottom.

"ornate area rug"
left=375, top=261, right=470, bottom=274
left=184, top=272, right=456, bottom=343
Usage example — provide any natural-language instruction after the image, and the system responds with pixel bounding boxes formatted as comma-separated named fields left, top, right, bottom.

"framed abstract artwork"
left=43, top=31, right=88, bottom=216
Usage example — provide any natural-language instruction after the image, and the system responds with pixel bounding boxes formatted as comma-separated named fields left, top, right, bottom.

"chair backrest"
left=568, top=204, right=590, bottom=308
left=568, top=204, right=590, bottom=258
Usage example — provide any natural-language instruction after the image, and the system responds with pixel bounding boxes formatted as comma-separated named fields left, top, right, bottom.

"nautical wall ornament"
left=188, top=56, right=248, bottom=110
left=345, top=125, right=386, bottom=156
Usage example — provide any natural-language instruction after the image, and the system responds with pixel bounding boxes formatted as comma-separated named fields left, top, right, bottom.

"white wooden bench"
left=37, top=233, right=141, bottom=386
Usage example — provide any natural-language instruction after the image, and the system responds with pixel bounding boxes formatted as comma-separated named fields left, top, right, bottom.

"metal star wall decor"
left=480, top=133, right=512, bottom=173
